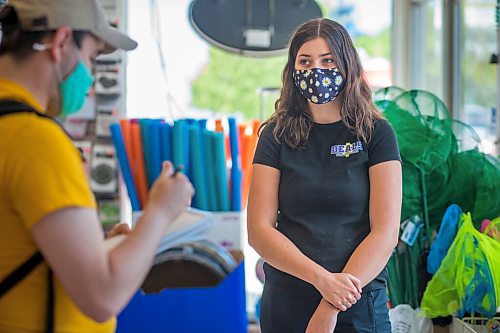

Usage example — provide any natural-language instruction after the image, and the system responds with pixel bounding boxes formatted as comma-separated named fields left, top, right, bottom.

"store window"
left=189, top=0, right=395, bottom=121
left=422, top=0, right=445, bottom=100
left=191, top=49, right=285, bottom=121
left=324, top=0, right=393, bottom=90
left=405, top=0, right=445, bottom=101
left=460, top=0, right=497, bottom=154
left=127, top=0, right=210, bottom=120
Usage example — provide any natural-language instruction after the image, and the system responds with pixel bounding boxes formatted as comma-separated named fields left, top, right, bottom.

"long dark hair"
left=263, top=18, right=383, bottom=149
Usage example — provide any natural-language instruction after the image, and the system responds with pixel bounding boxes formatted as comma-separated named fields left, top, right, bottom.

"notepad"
left=104, top=208, right=213, bottom=254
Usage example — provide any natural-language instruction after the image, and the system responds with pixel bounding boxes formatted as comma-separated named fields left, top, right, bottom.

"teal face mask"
left=59, top=60, right=95, bottom=117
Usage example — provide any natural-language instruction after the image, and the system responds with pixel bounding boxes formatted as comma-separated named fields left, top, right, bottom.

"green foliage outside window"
left=191, top=48, right=286, bottom=120
left=191, top=33, right=391, bottom=120
left=354, top=27, right=391, bottom=59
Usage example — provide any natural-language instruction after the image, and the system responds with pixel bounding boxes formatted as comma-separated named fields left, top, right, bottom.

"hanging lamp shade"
left=189, top=0, right=322, bottom=57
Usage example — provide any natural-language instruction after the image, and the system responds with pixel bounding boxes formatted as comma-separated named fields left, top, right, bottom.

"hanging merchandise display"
left=375, top=87, right=500, bottom=231
left=382, top=89, right=453, bottom=245
left=374, top=87, right=500, bottom=308
left=421, top=213, right=500, bottom=318
left=386, top=225, right=427, bottom=309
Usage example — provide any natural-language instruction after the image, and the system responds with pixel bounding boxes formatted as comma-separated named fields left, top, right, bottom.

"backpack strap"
left=46, top=269, right=55, bottom=333
left=0, top=100, right=44, bottom=117
left=0, top=100, right=55, bottom=333
left=0, top=251, right=54, bottom=333
left=0, top=251, right=44, bottom=297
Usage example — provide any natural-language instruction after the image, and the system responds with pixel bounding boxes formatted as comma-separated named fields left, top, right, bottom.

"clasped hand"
left=306, top=272, right=362, bottom=332
left=315, top=272, right=362, bottom=311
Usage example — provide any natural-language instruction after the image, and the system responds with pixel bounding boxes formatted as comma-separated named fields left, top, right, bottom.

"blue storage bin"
left=116, top=258, right=247, bottom=333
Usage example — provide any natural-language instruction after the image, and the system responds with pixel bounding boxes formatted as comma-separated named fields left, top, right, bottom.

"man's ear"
left=48, top=26, right=73, bottom=64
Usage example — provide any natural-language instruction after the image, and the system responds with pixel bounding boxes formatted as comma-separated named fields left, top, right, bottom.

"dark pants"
left=335, top=289, right=392, bottom=333
left=260, top=284, right=391, bottom=333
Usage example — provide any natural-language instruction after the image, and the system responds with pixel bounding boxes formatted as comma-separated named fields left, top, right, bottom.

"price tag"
left=401, top=216, right=423, bottom=246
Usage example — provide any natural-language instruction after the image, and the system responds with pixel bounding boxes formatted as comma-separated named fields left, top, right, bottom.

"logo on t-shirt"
left=331, top=141, right=363, bottom=157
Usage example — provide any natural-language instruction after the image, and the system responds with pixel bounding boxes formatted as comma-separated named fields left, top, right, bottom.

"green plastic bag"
left=421, top=213, right=500, bottom=318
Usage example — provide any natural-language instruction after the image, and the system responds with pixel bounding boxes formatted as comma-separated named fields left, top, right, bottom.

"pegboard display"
left=63, top=0, right=129, bottom=226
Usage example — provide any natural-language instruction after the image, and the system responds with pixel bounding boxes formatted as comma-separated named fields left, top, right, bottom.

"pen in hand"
left=172, top=165, right=183, bottom=177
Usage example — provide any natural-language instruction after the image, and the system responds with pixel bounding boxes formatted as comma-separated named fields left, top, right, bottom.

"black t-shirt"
left=253, top=119, right=401, bottom=292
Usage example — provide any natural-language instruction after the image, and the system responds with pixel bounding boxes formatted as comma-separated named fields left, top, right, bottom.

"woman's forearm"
left=249, top=224, right=328, bottom=287
left=309, top=230, right=398, bottom=323
left=342, top=230, right=398, bottom=287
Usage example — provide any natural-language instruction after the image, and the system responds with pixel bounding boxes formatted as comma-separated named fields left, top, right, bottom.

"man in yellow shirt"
left=0, top=1, right=194, bottom=332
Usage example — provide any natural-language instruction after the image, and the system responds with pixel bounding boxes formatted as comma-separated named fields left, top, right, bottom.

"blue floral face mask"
left=292, top=67, right=345, bottom=104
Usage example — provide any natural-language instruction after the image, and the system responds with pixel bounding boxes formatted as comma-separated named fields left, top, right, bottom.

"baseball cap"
left=5, top=0, right=137, bottom=53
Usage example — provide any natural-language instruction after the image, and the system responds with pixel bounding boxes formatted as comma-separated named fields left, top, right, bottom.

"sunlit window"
left=460, top=0, right=497, bottom=154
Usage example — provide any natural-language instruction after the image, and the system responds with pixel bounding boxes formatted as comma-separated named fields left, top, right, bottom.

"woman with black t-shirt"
left=248, top=18, right=402, bottom=333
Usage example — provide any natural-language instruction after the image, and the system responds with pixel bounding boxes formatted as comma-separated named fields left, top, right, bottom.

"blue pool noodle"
left=212, top=132, right=230, bottom=212
left=139, top=119, right=153, bottom=188
left=183, top=123, right=191, bottom=180
left=196, top=121, right=209, bottom=208
left=172, top=120, right=185, bottom=172
left=203, top=130, right=217, bottom=211
left=230, top=167, right=242, bottom=211
left=160, top=123, right=172, bottom=163
left=189, top=126, right=209, bottom=210
left=228, top=117, right=242, bottom=211
left=199, top=119, right=207, bottom=130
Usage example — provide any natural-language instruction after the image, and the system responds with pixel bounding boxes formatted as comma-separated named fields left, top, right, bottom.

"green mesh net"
left=374, top=87, right=500, bottom=310
left=384, top=90, right=453, bottom=174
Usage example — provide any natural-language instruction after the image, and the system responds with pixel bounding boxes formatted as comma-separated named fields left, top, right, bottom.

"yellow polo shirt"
left=0, top=78, right=116, bottom=332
